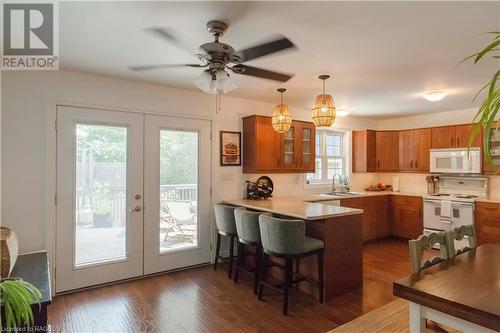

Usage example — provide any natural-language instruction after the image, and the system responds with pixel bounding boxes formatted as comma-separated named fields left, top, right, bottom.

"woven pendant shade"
left=312, top=75, right=336, bottom=127
left=272, top=88, right=292, bottom=133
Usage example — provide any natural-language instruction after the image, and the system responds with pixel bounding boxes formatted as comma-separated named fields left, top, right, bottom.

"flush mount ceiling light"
left=336, top=109, right=350, bottom=117
left=312, top=75, right=336, bottom=127
left=272, top=88, right=292, bottom=134
left=422, top=90, right=448, bottom=102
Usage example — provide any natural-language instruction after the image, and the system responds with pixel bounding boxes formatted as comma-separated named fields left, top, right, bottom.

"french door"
left=55, top=106, right=211, bottom=292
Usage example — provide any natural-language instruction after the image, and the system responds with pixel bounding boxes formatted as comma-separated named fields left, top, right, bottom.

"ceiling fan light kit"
left=272, top=88, right=292, bottom=134
left=422, top=90, right=447, bottom=102
left=312, top=75, right=336, bottom=127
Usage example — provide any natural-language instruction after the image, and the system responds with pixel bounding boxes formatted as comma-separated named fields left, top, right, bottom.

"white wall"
left=1, top=70, right=376, bottom=253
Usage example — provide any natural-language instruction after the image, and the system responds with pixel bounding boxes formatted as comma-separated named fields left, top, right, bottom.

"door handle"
left=129, top=206, right=142, bottom=213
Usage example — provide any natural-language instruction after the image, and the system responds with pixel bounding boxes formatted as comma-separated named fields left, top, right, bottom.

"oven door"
left=430, top=148, right=481, bottom=174
left=423, top=199, right=474, bottom=231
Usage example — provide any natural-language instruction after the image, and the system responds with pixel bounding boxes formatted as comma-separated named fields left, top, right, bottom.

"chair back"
left=214, top=203, right=237, bottom=235
left=445, top=225, right=476, bottom=258
left=259, top=215, right=305, bottom=255
left=234, top=208, right=267, bottom=244
left=409, top=232, right=449, bottom=273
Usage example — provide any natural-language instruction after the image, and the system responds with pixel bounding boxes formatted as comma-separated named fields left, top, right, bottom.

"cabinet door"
left=455, top=124, right=481, bottom=148
left=414, top=128, right=431, bottom=171
left=256, top=117, right=280, bottom=170
left=375, top=196, right=390, bottom=238
left=475, top=202, right=500, bottom=245
left=399, top=130, right=415, bottom=171
left=391, top=196, right=423, bottom=239
left=280, top=124, right=298, bottom=170
left=376, top=131, right=399, bottom=171
left=296, top=122, right=315, bottom=171
left=352, top=130, right=376, bottom=173
left=431, top=126, right=456, bottom=148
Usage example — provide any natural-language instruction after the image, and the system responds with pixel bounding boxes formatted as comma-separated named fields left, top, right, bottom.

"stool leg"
left=258, top=253, right=268, bottom=300
left=317, top=250, right=324, bottom=303
left=234, top=241, right=243, bottom=283
left=213, top=233, right=221, bottom=270
left=283, top=258, right=292, bottom=315
left=253, top=245, right=261, bottom=295
left=228, top=235, right=235, bottom=279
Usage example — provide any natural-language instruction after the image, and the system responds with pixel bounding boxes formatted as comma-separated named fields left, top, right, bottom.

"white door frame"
left=55, top=106, right=144, bottom=292
left=144, top=115, right=212, bottom=274
left=46, top=102, right=214, bottom=295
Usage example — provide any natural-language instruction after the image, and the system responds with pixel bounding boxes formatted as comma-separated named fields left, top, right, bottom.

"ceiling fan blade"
left=232, top=36, right=296, bottom=63
left=146, top=27, right=198, bottom=54
left=129, top=64, right=202, bottom=71
left=231, top=64, right=293, bottom=82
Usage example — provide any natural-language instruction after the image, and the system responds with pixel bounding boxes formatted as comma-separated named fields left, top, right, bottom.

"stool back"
left=409, top=232, right=449, bottom=273
left=445, top=225, right=476, bottom=258
left=234, top=208, right=266, bottom=244
left=214, top=203, right=237, bottom=235
left=259, top=215, right=305, bottom=255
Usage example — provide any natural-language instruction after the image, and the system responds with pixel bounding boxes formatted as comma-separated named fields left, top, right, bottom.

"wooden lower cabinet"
left=391, top=195, right=423, bottom=239
left=475, top=202, right=500, bottom=245
left=340, top=196, right=390, bottom=242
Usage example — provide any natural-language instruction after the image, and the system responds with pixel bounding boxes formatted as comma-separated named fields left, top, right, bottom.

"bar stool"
left=213, top=203, right=237, bottom=279
left=233, top=208, right=269, bottom=294
left=258, top=215, right=325, bottom=315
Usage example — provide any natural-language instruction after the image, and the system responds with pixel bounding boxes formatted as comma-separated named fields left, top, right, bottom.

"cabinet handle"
left=484, top=207, right=498, bottom=211
left=457, top=137, right=460, bottom=146
left=410, top=160, right=413, bottom=168
left=451, top=137, right=454, bottom=146
left=415, top=160, right=418, bottom=168
left=377, top=160, right=380, bottom=168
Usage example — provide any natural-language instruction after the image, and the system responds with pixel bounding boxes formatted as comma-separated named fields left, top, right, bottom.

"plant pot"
left=93, top=213, right=112, bottom=228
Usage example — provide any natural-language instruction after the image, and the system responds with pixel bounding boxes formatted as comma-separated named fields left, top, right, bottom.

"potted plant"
left=0, top=278, right=42, bottom=331
left=465, top=32, right=500, bottom=169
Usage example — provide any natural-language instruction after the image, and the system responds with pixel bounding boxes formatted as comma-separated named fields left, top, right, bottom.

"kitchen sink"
left=319, top=191, right=365, bottom=196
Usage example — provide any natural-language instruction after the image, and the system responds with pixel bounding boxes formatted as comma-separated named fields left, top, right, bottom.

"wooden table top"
left=393, top=244, right=500, bottom=331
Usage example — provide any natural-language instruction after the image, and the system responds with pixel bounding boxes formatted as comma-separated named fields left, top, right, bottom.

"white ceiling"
left=60, top=1, right=499, bottom=118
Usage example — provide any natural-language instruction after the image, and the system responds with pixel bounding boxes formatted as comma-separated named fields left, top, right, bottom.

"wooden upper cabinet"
left=242, top=115, right=315, bottom=173
left=352, top=130, right=377, bottom=173
left=376, top=131, right=399, bottom=171
left=414, top=128, right=431, bottom=171
left=431, top=124, right=480, bottom=149
left=399, top=130, right=415, bottom=171
left=455, top=124, right=481, bottom=148
left=296, top=122, right=316, bottom=172
left=431, top=126, right=456, bottom=148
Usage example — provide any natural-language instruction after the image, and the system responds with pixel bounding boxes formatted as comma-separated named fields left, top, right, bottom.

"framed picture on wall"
left=220, top=131, right=241, bottom=166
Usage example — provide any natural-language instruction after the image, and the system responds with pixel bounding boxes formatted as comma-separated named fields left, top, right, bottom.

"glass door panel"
left=302, top=127, right=311, bottom=164
left=283, top=127, right=295, bottom=165
left=159, top=130, right=198, bottom=253
left=75, top=124, right=128, bottom=267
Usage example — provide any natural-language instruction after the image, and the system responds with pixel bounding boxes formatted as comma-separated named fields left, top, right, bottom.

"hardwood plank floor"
left=48, top=238, right=416, bottom=333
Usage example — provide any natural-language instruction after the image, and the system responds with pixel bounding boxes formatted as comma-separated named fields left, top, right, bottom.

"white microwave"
left=430, top=148, right=481, bottom=174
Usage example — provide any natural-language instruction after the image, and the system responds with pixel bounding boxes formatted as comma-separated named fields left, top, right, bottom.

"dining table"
left=393, top=244, right=500, bottom=333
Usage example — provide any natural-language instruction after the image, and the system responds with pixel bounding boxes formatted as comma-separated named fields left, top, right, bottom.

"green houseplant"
left=0, top=278, right=42, bottom=330
left=466, top=32, right=500, bottom=169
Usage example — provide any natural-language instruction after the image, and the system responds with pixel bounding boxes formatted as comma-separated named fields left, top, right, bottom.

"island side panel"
left=298, top=214, right=363, bottom=299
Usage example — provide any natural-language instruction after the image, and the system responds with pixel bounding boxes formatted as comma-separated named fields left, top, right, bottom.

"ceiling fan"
left=129, top=20, right=296, bottom=94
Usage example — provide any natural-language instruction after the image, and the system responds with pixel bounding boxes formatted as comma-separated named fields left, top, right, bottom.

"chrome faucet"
left=332, top=173, right=340, bottom=194
left=332, top=173, right=348, bottom=194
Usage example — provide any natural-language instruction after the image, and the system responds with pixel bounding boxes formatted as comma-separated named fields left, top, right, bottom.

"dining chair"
left=213, top=203, right=238, bottom=279
left=258, top=215, right=324, bottom=315
left=409, top=232, right=450, bottom=274
left=233, top=208, right=270, bottom=294
left=445, top=225, right=477, bottom=258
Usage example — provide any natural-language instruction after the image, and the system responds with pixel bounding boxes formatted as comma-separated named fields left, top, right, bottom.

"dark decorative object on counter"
left=246, top=176, right=274, bottom=199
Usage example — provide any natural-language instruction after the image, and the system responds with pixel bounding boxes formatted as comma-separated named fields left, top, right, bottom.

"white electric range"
left=423, top=176, right=487, bottom=247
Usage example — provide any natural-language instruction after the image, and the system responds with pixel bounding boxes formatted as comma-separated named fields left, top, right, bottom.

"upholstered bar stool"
left=213, top=203, right=237, bottom=279
left=233, top=208, right=270, bottom=294
left=258, top=215, right=325, bottom=315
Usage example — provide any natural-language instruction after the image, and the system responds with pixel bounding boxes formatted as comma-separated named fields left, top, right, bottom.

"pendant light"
left=272, top=88, right=292, bottom=133
left=312, top=75, right=336, bottom=127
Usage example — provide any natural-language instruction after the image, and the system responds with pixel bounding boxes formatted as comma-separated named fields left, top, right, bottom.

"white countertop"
left=224, top=198, right=363, bottom=221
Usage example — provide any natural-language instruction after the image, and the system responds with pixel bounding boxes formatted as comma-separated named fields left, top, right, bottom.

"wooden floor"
left=48, top=238, right=416, bottom=333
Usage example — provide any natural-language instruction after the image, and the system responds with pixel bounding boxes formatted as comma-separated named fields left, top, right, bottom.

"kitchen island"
left=225, top=197, right=364, bottom=299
